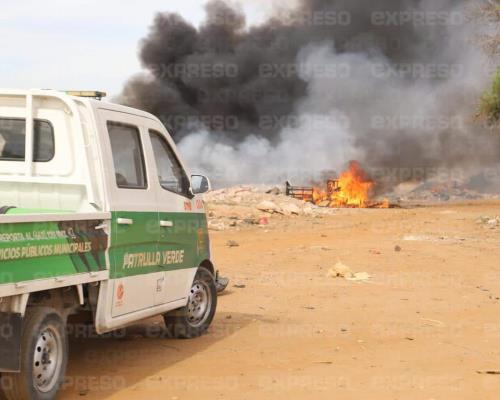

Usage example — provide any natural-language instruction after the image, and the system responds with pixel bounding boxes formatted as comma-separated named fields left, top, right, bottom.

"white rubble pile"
left=203, top=185, right=335, bottom=231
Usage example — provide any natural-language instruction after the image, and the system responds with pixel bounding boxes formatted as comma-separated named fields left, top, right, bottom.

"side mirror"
left=191, top=174, right=211, bottom=195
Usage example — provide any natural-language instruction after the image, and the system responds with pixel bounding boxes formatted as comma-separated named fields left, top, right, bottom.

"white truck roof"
left=0, top=89, right=161, bottom=122
left=0, top=89, right=169, bottom=213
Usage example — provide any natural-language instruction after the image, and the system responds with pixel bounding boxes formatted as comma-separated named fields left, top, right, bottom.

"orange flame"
left=313, top=161, right=375, bottom=208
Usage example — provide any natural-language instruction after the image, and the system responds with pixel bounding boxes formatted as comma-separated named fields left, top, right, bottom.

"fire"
left=312, top=161, right=376, bottom=208
left=286, top=161, right=392, bottom=208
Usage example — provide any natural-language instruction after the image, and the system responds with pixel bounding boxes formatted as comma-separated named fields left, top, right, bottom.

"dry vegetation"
left=472, top=1, right=500, bottom=126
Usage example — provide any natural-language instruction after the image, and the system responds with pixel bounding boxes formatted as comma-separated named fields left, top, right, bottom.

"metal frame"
left=285, top=181, right=314, bottom=202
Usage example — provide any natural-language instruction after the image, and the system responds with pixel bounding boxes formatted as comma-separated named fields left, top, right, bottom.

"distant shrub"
left=480, top=68, right=500, bottom=126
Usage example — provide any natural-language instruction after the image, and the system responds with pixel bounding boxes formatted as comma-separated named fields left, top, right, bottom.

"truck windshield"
left=0, top=118, right=54, bottom=162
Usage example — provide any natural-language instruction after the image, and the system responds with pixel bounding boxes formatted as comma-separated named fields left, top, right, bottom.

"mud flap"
left=0, top=312, right=22, bottom=372
left=215, top=271, right=229, bottom=293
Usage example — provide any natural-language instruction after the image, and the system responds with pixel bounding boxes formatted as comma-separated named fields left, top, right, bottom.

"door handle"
left=94, top=222, right=107, bottom=230
left=160, top=220, right=174, bottom=228
left=117, top=218, right=134, bottom=225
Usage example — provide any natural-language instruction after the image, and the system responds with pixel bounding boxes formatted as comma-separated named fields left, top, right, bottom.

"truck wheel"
left=164, top=267, right=217, bottom=339
left=0, top=307, right=68, bottom=400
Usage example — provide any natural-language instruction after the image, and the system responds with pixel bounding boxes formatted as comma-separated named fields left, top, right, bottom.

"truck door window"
left=0, top=118, right=54, bottom=162
left=107, top=122, right=147, bottom=189
left=149, top=130, right=190, bottom=197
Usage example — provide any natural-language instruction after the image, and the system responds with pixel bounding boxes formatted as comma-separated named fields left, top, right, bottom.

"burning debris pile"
left=203, top=162, right=395, bottom=231
left=201, top=159, right=500, bottom=231
left=287, top=161, right=392, bottom=208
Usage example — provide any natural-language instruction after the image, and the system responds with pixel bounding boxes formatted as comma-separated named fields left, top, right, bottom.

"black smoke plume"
left=119, top=0, right=500, bottom=188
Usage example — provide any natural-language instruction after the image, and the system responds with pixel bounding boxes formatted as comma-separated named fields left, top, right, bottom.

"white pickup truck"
left=0, top=89, right=223, bottom=400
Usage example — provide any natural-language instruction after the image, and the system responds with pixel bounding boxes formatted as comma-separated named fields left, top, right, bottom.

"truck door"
left=146, top=129, right=199, bottom=304
left=99, top=111, right=164, bottom=316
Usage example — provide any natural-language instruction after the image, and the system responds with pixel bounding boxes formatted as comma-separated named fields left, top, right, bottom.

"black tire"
left=0, top=307, right=68, bottom=400
left=164, top=267, right=217, bottom=339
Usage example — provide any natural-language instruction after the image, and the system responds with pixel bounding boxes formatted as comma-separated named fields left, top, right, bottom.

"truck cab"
left=0, top=89, right=218, bottom=400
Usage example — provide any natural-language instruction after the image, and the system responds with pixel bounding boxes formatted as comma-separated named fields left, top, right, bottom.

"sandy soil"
left=60, top=201, right=500, bottom=400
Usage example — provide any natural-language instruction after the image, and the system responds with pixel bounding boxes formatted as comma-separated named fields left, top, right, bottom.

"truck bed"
left=0, top=211, right=110, bottom=296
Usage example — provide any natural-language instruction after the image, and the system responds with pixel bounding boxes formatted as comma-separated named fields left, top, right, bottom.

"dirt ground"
left=61, top=201, right=500, bottom=400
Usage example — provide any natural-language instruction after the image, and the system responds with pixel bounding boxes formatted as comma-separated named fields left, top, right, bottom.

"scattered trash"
left=226, top=240, right=240, bottom=247
left=327, top=262, right=371, bottom=282
left=403, top=235, right=433, bottom=241
left=327, top=262, right=352, bottom=278
left=310, top=245, right=333, bottom=251
left=488, top=219, right=498, bottom=227
left=258, top=217, right=269, bottom=226
left=233, top=284, right=246, bottom=289
left=403, top=235, right=466, bottom=243
left=420, top=318, right=445, bottom=327
left=347, top=272, right=372, bottom=281
left=477, top=216, right=500, bottom=229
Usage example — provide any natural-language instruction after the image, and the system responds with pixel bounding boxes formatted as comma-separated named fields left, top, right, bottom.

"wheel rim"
left=187, top=280, right=212, bottom=327
left=33, top=326, right=63, bottom=393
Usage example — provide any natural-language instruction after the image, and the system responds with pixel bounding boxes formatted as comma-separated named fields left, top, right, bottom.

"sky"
left=1, top=0, right=275, bottom=98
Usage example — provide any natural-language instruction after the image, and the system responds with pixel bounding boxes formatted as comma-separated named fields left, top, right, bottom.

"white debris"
left=327, top=262, right=352, bottom=278
left=208, top=220, right=226, bottom=231
left=476, top=216, right=499, bottom=229
left=202, top=185, right=336, bottom=230
left=257, top=200, right=283, bottom=214
left=403, top=235, right=434, bottom=241
left=346, top=272, right=372, bottom=282
left=487, top=218, right=498, bottom=228
left=280, top=203, right=301, bottom=216
left=327, top=262, right=371, bottom=282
